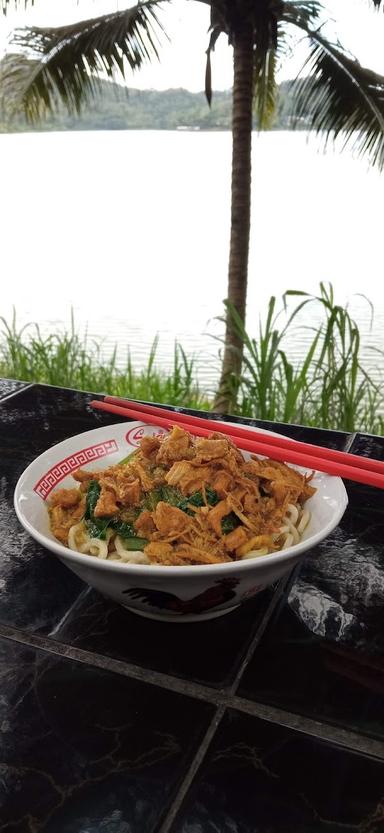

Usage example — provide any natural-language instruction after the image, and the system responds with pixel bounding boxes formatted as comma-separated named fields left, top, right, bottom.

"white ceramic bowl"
left=14, top=421, right=348, bottom=622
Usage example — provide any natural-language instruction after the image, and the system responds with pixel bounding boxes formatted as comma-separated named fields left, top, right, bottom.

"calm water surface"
left=1, top=129, right=383, bottom=389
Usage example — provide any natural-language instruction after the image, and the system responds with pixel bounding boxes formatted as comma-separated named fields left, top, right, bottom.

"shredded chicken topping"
left=48, top=426, right=316, bottom=565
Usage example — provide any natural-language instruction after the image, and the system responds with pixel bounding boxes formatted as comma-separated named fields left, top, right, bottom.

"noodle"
left=48, top=426, right=316, bottom=566
left=114, top=535, right=150, bottom=564
left=79, top=538, right=109, bottom=558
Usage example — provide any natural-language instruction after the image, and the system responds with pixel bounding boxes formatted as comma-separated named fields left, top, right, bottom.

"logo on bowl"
left=34, top=439, right=118, bottom=499
left=122, top=577, right=239, bottom=614
left=125, top=424, right=168, bottom=447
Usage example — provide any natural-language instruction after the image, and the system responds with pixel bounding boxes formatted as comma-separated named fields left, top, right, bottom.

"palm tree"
left=2, top=0, right=384, bottom=413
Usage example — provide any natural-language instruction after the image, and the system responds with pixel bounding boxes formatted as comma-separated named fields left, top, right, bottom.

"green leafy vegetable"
left=84, top=480, right=111, bottom=539
left=188, top=486, right=219, bottom=508
left=82, top=478, right=219, bottom=545
left=142, top=487, right=164, bottom=511
left=85, top=480, right=101, bottom=519
left=178, top=486, right=219, bottom=515
left=143, top=484, right=219, bottom=515
left=116, top=536, right=148, bottom=551
left=221, top=512, right=240, bottom=535
left=109, top=519, right=136, bottom=539
left=159, top=485, right=186, bottom=507
left=83, top=480, right=148, bottom=544
left=85, top=518, right=111, bottom=540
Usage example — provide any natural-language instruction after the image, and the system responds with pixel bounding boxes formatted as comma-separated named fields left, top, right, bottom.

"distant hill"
left=0, top=79, right=305, bottom=133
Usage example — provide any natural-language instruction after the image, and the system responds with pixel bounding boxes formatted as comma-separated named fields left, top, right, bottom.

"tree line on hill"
left=0, top=79, right=309, bottom=133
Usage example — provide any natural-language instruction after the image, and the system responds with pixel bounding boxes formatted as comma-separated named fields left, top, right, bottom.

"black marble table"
left=1, top=379, right=384, bottom=833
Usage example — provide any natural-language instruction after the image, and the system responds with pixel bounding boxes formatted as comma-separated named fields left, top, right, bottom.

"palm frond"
left=205, top=25, right=222, bottom=106
left=282, top=1, right=323, bottom=29
left=253, top=47, right=278, bottom=129
left=285, top=23, right=384, bottom=169
left=204, top=0, right=322, bottom=117
left=3, top=1, right=168, bottom=122
left=251, top=2, right=285, bottom=130
left=203, top=1, right=239, bottom=105
left=1, top=0, right=34, bottom=13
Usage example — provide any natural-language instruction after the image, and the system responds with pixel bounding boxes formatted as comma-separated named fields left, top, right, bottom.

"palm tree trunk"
left=214, top=25, right=254, bottom=414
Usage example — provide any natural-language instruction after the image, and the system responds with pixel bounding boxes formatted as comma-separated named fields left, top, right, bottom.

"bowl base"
left=120, top=602, right=240, bottom=623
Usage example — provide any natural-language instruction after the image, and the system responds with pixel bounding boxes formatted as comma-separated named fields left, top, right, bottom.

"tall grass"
left=0, top=311, right=211, bottom=410
left=228, top=282, right=384, bottom=434
left=1, top=284, right=383, bottom=435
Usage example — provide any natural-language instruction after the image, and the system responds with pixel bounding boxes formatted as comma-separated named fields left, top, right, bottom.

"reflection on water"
left=1, top=129, right=383, bottom=388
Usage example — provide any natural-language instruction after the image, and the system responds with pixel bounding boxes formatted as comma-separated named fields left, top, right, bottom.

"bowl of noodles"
left=14, top=420, right=348, bottom=622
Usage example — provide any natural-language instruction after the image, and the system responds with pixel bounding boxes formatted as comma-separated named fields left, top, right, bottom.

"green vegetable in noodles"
left=221, top=512, right=240, bottom=535
left=117, top=537, right=148, bottom=551
left=109, top=519, right=137, bottom=539
left=84, top=481, right=111, bottom=539
left=85, top=518, right=111, bottom=540
left=188, top=486, right=219, bottom=508
left=144, top=485, right=219, bottom=515
left=83, top=481, right=148, bottom=544
left=142, top=488, right=164, bottom=511
left=83, top=476, right=220, bottom=545
left=85, top=480, right=101, bottom=519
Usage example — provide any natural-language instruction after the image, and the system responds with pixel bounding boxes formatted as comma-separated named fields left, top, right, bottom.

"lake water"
left=1, top=129, right=383, bottom=391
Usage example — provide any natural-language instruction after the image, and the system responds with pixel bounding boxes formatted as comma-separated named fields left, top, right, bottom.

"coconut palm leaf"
left=252, top=6, right=277, bottom=129
left=1, top=0, right=34, bottom=12
left=251, top=1, right=323, bottom=128
left=204, top=25, right=222, bottom=106
left=283, top=17, right=384, bottom=169
left=3, top=1, right=168, bottom=121
left=282, top=1, right=323, bottom=29
left=253, top=46, right=277, bottom=128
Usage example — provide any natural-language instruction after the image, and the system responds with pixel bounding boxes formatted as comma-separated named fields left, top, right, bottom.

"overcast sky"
left=1, top=0, right=384, bottom=90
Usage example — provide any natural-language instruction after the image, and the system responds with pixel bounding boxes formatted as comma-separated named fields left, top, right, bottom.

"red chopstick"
left=103, top=396, right=384, bottom=477
left=90, top=398, right=384, bottom=489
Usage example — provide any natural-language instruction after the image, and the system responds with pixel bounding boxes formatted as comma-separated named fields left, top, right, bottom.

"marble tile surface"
left=0, top=636, right=214, bottom=833
left=288, top=433, right=384, bottom=652
left=0, top=378, right=29, bottom=399
left=170, top=710, right=384, bottom=833
left=52, top=586, right=274, bottom=688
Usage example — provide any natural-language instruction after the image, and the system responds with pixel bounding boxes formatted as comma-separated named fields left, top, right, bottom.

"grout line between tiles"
left=1, top=622, right=384, bottom=762
left=230, top=696, right=384, bottom=760
left=0, top=622, right=227, bottom=704
left=157, top=706, right=226, bottom=833
left=0, top=383, right=35, bottom=404
left=343, top=432, right=358, bottom=452
left=155, top=577, right=299, bottom=833
left=228, top=572, right=294, bottom=695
